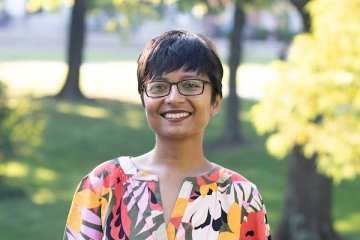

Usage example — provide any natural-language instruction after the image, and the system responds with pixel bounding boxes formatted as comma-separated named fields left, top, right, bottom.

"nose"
left=165, top=84, right=185, bottom=103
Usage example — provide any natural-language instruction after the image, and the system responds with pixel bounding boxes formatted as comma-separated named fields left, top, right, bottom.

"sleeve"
left=63, top=169, right=106, bottom=239
left=240, top=186, right=271, bottom=240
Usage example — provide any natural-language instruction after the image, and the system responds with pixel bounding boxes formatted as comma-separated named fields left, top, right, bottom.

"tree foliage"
left=0, top=82, right=44, bottom=191
left=89, top=0, right=167, bottom=35
left=53, top=0, right=169, bottom=100
left=251, top=0, right=360, bottom=182
left=26, top=0, right=64, bottom=12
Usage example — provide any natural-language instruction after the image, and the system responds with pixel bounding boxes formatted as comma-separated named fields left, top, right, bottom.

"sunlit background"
left=0, top=0, right=300, bottom=102
left=1, top=0, right=359, bottom=239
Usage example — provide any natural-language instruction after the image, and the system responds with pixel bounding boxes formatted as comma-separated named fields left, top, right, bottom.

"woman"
left=64, top=30, right=271, bottom=239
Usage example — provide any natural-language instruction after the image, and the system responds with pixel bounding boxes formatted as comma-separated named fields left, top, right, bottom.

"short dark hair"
left=137, top=30, right=223, bottom=103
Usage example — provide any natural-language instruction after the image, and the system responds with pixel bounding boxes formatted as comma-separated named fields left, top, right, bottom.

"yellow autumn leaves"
left=250, top=0, right=360, bottom=182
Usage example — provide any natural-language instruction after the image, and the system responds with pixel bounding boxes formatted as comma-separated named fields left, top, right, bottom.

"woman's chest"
left=102, top=179, right=243, bottom=240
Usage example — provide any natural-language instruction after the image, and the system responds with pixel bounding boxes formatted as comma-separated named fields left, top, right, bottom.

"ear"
left=210, top=95, right=222, bottom=116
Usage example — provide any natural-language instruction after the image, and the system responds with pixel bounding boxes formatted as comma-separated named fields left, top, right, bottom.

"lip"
left=160, top=110, right=192, bottom=121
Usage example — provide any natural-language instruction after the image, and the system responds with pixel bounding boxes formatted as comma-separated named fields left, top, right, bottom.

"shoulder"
left=217, top=167, right=271, bottom=238
left=79, top=156, right=132, bottom=191
left=90, top=156, right=134, bottom=176
left=220, top=167, right=256, bottom=187
left=220, top=167, right=264, bottom=204
left=91, top=158, right=122, bottom=176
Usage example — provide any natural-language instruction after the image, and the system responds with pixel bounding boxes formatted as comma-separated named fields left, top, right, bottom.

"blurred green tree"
left=26, top=0, right=83, bottom=99
left=223, top=1, right=246, bottom=144
left=0, top=81, right=44, bottom=197
left=251, top=0, right=360, bottom=238
left=55, top=0, right=87, bottom=100
left=55, top=0, right=165, bottom=100
left=221, top=0, right=269, bottom=144
left=27, top=0, right=165, bottom=100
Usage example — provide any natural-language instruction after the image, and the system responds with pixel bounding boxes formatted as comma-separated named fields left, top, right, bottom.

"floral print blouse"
left=64, top=156, right=271, bottom=240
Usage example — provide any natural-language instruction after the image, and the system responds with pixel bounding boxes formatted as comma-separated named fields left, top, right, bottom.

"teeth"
left=164, top=112, right=190, bottom=119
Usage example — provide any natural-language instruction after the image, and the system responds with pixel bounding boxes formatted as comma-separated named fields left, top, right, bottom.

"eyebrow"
left=154, top=74, right=200, bottom=81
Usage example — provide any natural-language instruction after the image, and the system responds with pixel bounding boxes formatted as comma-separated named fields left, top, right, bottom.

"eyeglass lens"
left=144, top=79, right=207, bottom=97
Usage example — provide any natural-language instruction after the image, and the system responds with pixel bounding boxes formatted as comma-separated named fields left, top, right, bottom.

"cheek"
left=143, top=97, right=157, bottom=113
left=143, top=102, right=159, bottom=126
left=144, top=110, right=157, bottom=132
left=144, top=107, right=155, bottom=122
left=196, top=104, right=213, bottom=123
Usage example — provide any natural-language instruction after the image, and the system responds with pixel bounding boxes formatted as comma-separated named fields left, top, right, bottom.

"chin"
left=158, top=130, right=202, bottom=141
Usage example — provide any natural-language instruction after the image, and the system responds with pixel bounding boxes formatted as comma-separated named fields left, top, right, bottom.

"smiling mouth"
left=162, top=112, right=191, bottom=119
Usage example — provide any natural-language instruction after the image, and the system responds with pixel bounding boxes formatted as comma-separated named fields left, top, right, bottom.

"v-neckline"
left=124, top=156, right=221, bottom=182
left=119, top=156, right=223, bottom=234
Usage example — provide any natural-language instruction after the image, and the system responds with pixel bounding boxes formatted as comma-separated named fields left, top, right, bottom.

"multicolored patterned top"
left=64, top=156, right=271, bottom=240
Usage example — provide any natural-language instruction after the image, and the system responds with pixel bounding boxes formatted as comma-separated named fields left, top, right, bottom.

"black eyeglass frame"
left=142, top=79, right=212, bottom=98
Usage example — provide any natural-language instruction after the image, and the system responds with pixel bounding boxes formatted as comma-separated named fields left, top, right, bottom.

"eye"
left=181, top=80, right=202, bottom=89
left=148, top=82, right=168, bottom=92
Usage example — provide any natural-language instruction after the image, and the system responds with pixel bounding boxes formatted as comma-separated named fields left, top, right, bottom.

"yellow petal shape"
left=218, top=231, right=237, bottom=240
left=199, top=183, right=217, bottom=197
left=74, top=189, right=101, bottom=209
left=171, top=198, right=188, bottom=218
left=66, top=204, right=82, bottom=232
left=200, top=184, right=209, bottom=197
left=166, top=222, right=176, bottom=240
left=228, top=203, right=241, bottom=235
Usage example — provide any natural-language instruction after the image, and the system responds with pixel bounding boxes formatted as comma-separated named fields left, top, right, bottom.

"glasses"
left=142, top=79, right=211, bottom=98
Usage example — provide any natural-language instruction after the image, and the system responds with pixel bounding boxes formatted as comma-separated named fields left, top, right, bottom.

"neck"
left=149, top=135, right=210, bottom=175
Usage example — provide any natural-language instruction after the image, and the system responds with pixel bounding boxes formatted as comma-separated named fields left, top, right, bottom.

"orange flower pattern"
left=64, top=157, right=271, bottom=239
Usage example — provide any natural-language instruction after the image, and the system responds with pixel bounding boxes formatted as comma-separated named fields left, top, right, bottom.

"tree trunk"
left=55, top=0, right=87, bottom=100
left=289, top=0, right=311, bottom=32
left=275, top=1, right=340, bottom=239
left=221, top=2, right=245, bottom=144
left=275, top=146, right=341, bottom=240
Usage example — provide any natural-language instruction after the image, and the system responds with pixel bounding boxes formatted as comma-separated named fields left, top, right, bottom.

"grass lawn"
left=0, top=98, right=359, bottom=239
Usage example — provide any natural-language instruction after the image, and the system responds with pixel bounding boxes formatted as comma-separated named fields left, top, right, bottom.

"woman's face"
left=142, top=69, right=221, bottom=140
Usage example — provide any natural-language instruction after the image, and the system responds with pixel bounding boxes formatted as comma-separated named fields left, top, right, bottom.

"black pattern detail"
left=245, top=230, right=254, bottom=236
left=150, top=189, right=157, bottom=204
left=212, top=216, right=222, bottom=231
left=194, top=210, right=211, bottom=230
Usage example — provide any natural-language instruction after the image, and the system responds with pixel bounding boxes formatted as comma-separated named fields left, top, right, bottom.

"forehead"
left=153, top=69, right=208, bottom=82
